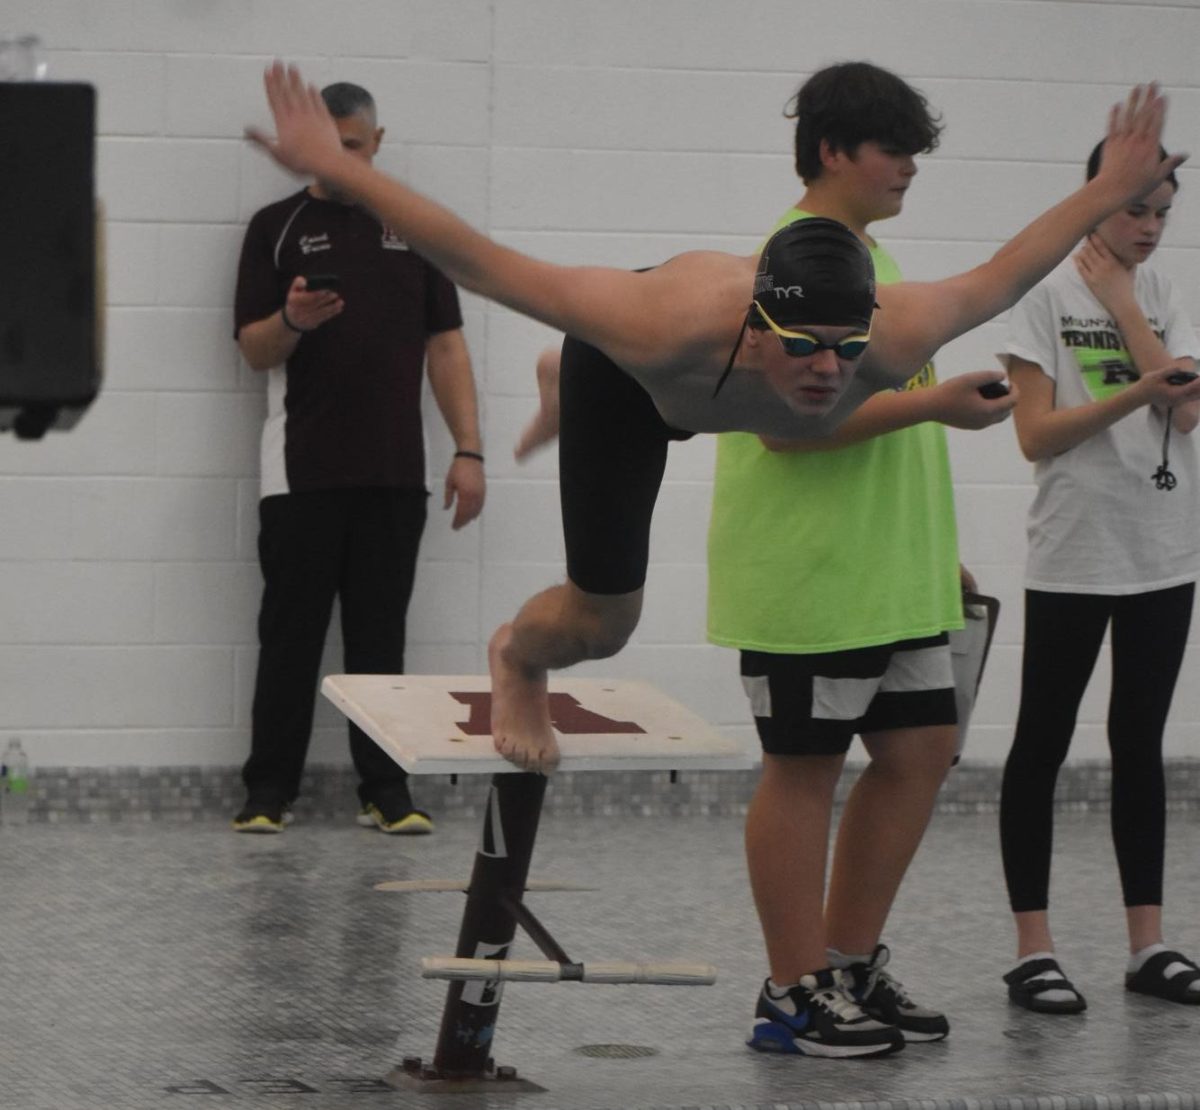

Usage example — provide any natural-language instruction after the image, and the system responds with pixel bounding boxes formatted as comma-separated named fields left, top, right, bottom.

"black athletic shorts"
left=740, top=633, right=957, bottom=756
left=559, top=336, right=692, bottom=595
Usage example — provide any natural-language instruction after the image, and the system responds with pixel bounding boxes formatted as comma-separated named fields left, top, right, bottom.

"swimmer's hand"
left=932, top=371, right=1018, bottom=430
left=1095, top=84, right=1187, bottom=204
left=514, top=347, right=561, bottom=462
left=246, top=61, right=343, bottom=178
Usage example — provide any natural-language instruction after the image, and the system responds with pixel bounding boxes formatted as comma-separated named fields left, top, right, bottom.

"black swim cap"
left=753, top=218, right=876, bottom=332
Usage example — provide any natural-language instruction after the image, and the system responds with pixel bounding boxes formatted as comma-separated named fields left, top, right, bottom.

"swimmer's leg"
left=514, top=347, right=561, bottom=462
left=489, top=584, right=642, bottom=773
left=490, top=335, right=671, bottom=773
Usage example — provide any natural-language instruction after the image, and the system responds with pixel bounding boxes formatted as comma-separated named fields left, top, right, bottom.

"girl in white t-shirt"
left=999, top=142, right=1200, bottom=1013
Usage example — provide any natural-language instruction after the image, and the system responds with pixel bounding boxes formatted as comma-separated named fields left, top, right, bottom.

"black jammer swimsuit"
left=558, top=336, right=693, bottom=595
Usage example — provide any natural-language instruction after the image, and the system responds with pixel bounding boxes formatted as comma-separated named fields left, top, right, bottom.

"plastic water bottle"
left=1, top=738, right=32, bottom=825
left=0, top=34, right=47, bottom=81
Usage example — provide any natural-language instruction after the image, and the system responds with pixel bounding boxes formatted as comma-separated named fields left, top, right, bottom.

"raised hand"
left=245, top=61, right=344, bottom=177
left=1095, top=84, right=1187, bottom=204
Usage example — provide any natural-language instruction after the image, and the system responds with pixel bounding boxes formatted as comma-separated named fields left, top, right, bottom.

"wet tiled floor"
left=2, top=787, right=1199, bottom=1110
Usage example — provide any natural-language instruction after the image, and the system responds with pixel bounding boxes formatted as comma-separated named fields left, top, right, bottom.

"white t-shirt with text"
left=1004, top=259, right=1200, bottom=594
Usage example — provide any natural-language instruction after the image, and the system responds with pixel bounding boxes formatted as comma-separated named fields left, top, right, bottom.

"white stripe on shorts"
left=878, top=643, right=954, bottom=693
left=812, top=675, right=878, bottom=721
left=742, top=674, right=772, bottom=719
left=813, top=643, right=954, bottom=722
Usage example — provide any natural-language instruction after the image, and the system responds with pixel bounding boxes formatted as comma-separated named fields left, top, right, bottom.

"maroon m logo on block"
left=449, top=692, right=645, bottom=736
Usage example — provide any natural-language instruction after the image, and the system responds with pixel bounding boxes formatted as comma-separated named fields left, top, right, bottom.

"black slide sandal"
left=1126, top=951, right=1200, bottom=1004
left=1003, top=957, right=1087, bottom=1014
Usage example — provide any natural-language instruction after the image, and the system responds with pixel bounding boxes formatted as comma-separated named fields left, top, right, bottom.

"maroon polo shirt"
left=234, top=189, right=463, bottom=493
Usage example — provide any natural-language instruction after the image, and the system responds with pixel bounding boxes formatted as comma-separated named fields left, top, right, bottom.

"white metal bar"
left=375, top=878, right=594, bottom=893
left=421, top=956, right=716, bottom=985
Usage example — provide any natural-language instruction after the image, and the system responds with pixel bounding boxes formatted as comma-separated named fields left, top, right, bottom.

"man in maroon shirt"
left=232, top=81, right=485, bottom=834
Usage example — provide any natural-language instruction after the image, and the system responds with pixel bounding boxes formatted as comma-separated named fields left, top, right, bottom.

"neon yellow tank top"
left=706, top=209, right=962, bottom=653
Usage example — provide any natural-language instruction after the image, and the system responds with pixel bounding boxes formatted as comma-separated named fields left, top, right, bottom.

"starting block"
left=320, top=674, right=748, bottom=774
left=320, top=674, right=753, bottom=1091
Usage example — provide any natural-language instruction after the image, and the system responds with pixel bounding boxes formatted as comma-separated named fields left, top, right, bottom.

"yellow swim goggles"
left=753, top=300, right=871, bottom=359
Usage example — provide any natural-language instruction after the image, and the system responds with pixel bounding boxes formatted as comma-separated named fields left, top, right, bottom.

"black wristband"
left=280, top=305, right=307, bottom=334
left=454, top=450, right=484, bottom=463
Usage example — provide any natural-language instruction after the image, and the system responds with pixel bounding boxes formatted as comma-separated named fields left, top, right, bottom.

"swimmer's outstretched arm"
left=759, top=369, right=1016, bottom=453
left=866, top=84, right=1185, bottom=384
left=247, top=63, right=729, bottom=371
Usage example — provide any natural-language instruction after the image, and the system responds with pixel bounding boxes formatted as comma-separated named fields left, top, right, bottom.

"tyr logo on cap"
left=754, top=272, right=805, bottom=298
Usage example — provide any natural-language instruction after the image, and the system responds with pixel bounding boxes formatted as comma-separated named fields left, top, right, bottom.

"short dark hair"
left=788, top=61, right=943, bottom=183
left=320, top=82, right=375, bottom=120
left=1086, top=138, right=1178, bottom=191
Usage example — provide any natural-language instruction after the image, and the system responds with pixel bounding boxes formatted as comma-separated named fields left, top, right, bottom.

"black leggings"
left=1000, top=583, right=1194, bottom=912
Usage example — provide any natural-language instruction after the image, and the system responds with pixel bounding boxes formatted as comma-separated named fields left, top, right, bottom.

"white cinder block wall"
left=2, top=1, right=1200, bottom=770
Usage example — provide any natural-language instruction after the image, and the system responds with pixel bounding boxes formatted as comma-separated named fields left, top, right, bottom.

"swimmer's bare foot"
left=514, top=348, right=560, bottom=462
left=488, top=623, right=561, bottom=773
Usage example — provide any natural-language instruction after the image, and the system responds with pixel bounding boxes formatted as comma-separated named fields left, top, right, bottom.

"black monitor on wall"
left=0, top=81, right=101, bottom=439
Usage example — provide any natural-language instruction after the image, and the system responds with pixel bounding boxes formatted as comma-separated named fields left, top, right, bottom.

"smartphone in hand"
left=304, top=273, right=341, bottom=292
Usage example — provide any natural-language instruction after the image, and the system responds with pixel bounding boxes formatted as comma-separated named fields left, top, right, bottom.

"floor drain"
left=574, top=1043, right=659, bottom=1059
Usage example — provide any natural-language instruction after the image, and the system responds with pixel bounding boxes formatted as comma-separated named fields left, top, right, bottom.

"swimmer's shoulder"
left=639, top=250, right=755, bottom=342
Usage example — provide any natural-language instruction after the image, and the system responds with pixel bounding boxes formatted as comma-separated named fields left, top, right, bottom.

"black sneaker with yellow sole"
left=232, top=798, right=292, bottom=833
left=356, top=796, right=434, bottom=835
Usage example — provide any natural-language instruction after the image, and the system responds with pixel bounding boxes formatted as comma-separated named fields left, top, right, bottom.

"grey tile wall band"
left=14, top=758, right=1200, bottom=823
left=619, top=1100, right=1200, bottom=1110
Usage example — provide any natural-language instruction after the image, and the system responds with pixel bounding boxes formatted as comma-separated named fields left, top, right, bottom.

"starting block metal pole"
left=430, top=771, right=547, bottom=1079
left=319, top=674, right=756, bottom=1090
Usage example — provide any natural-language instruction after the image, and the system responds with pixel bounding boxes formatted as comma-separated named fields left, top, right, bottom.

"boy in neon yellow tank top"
left=709, top=63, right=1017, bottom=1058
